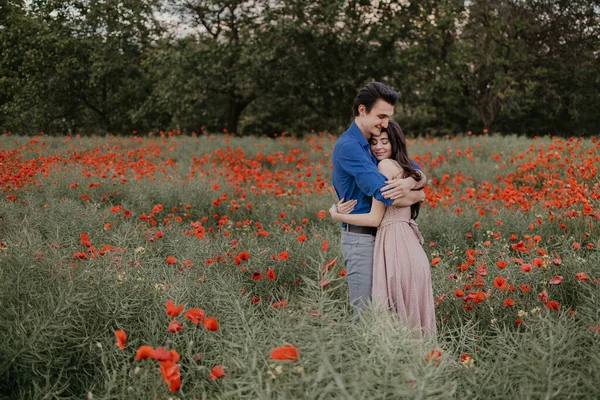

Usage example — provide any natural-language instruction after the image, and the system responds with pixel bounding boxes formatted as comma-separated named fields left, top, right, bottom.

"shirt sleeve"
left=336, top=141, right=394, bottom=206
left=411, top=159, right=422, bottom=171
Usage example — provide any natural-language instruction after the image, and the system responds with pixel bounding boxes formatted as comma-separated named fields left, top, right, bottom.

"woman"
left=329, top=121, right=436, bottom=337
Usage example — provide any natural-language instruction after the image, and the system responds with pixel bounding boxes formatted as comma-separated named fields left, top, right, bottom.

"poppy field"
left=1, top=131, right=599, bottom=399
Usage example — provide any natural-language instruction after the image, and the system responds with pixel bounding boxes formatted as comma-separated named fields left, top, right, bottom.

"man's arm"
left=336, top=141, right=394, bottom=206
left=391, top=189, right=426, bottom=207
left=378, top=160, right=426, bottom=207
left=381, top=159, right=427, bottom=199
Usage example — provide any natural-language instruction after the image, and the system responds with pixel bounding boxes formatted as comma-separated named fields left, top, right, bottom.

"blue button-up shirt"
left=332, top=121, right=420, bottom=227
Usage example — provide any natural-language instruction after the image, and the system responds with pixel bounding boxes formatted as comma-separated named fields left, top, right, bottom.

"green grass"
left=0, top=132, right=599, bottom=399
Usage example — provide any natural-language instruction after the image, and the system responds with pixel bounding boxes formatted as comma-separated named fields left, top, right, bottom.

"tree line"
left=1, top=0, right=598, bottom=136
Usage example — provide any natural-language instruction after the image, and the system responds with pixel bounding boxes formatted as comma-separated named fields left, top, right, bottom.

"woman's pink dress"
left=372, top=188, right=437, bottom=337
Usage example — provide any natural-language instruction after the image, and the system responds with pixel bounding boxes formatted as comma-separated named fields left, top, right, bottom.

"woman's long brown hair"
left=377, top=120, right=422, bottom=220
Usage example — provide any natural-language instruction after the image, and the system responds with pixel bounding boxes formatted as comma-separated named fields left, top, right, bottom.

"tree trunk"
left=227, top=98, right=243, bottom=135
left=227, top=93, right=257, bottom=135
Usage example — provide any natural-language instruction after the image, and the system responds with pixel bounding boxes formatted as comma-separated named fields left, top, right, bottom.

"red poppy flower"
left=319, top=278, right=331, bottom=288
left=166, top=256, right=177, bottom=265
left=115, top=329, right=126, bottom=350
left=166, top=299, right=184, bottom=318
left=425, top=349, right=442, bottom=364
left=135, top=345, right=154, bottom=360
left=553, top=257, right=562, bottom=266
left=209, top=364, right=225, bottom=381
left=270, top=344, right=299, bottom=361
left=431, top=257, right=441, bottom=266
left=297, top=235, right=307, bottom=243
left=266, top=268, right=276, bottom=281
left=455, top=289, right=464, bottom=297
left=168, top=320, right=182, bottom=333
left=169, top=350, right=180, bottom=363
left=160, top=360, right=181, bottom=392
left=238, top=251, right=250, bottom=261
left=72, top=252, right=88, bottom=260
left=549, top=275, right=564, bottom=285
left=576, top=272, right=589, bottom=281
left=521, top=263, right=532, bottom=273
left=204, top=317, right=219, bottom=331
left=277, top=251, right=289, bottom=260
left=152, top=346, right=174, bottom=361
left=546, top=300, right=560, bottom=310
left=473, top=292, right=485, bottom=304
left=252, top=270, right=263, bottom=281
left=496, top=260, right=508, bottom=269
left=272, top=299, right=288, bottom=309
left=532, top=258, right=544, bottom=268
left=511, top=241, right=528, bottom=252
left=493, top=276, right=507, bottom=290
left=185, top=308, right=205, bottom=325
left=504, top=298, right=515, bottom=307
left=323, top=259, right=337, bottom=271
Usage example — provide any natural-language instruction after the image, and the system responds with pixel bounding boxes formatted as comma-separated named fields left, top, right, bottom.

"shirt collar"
left=346, top=121, right=370, bottom=149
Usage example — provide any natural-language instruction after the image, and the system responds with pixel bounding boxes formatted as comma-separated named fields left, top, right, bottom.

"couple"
left=330, top=82, right=436, bottom=337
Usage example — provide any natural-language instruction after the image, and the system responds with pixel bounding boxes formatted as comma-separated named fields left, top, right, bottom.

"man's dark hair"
left=353, top=82, right=399, bottom=116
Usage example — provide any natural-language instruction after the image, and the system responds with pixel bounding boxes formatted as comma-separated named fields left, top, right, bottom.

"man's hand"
left=381, top=177, right=417, bottom=199
left=331, top=198, right=357, bottom=215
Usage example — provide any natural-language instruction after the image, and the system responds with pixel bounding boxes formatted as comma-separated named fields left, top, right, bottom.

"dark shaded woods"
left=1, top=0, right=598, bottom=136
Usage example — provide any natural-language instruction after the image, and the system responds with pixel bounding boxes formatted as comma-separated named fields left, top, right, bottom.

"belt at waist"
left=343, top=225, right=377, bottom=236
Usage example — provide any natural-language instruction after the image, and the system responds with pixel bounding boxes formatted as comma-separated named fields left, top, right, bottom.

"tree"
left=453, top=0, right=600, bottom=134
left=0, top=0, right=162, bottom=134
left=166, top=0, right=286, bottom=134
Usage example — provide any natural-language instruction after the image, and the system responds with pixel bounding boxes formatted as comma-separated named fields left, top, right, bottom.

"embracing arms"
left=381, top=161, right=427, bottom=200
left=329, top=159, right=426, bottom=227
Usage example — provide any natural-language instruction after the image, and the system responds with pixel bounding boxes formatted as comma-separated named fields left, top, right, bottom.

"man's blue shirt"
left=331, top=121, right=420, bottom=227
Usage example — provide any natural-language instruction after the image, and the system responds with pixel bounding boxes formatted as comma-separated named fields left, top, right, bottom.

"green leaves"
left=0, top=0, right=598, bottom=136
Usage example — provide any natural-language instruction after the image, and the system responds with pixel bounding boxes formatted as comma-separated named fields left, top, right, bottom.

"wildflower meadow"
left=1, top=131, right=599, bottom=399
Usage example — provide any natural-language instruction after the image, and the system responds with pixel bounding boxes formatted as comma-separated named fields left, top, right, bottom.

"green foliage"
left=1, top=0, right=599, bottom=136
left=1, top=133, right=599, bottom=398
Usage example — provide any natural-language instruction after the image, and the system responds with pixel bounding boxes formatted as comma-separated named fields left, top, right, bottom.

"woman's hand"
left=329, top=198, right=357, bottom=220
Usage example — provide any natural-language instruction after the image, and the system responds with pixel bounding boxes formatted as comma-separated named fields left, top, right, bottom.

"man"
left=332, top=82, right=427, bottom=319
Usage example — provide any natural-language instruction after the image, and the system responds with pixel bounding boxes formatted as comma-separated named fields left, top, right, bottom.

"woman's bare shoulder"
left=377, top=159, right=403, bottom=179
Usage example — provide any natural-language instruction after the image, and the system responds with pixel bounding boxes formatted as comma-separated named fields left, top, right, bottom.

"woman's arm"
left=329, top=197, right=385, bottom=227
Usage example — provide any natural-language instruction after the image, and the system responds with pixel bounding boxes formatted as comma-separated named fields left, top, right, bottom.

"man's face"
left=357, top=99, right=394, bottom=138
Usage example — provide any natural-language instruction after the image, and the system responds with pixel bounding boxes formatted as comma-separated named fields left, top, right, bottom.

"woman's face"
left=370, top=131, right=392, bottom=161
